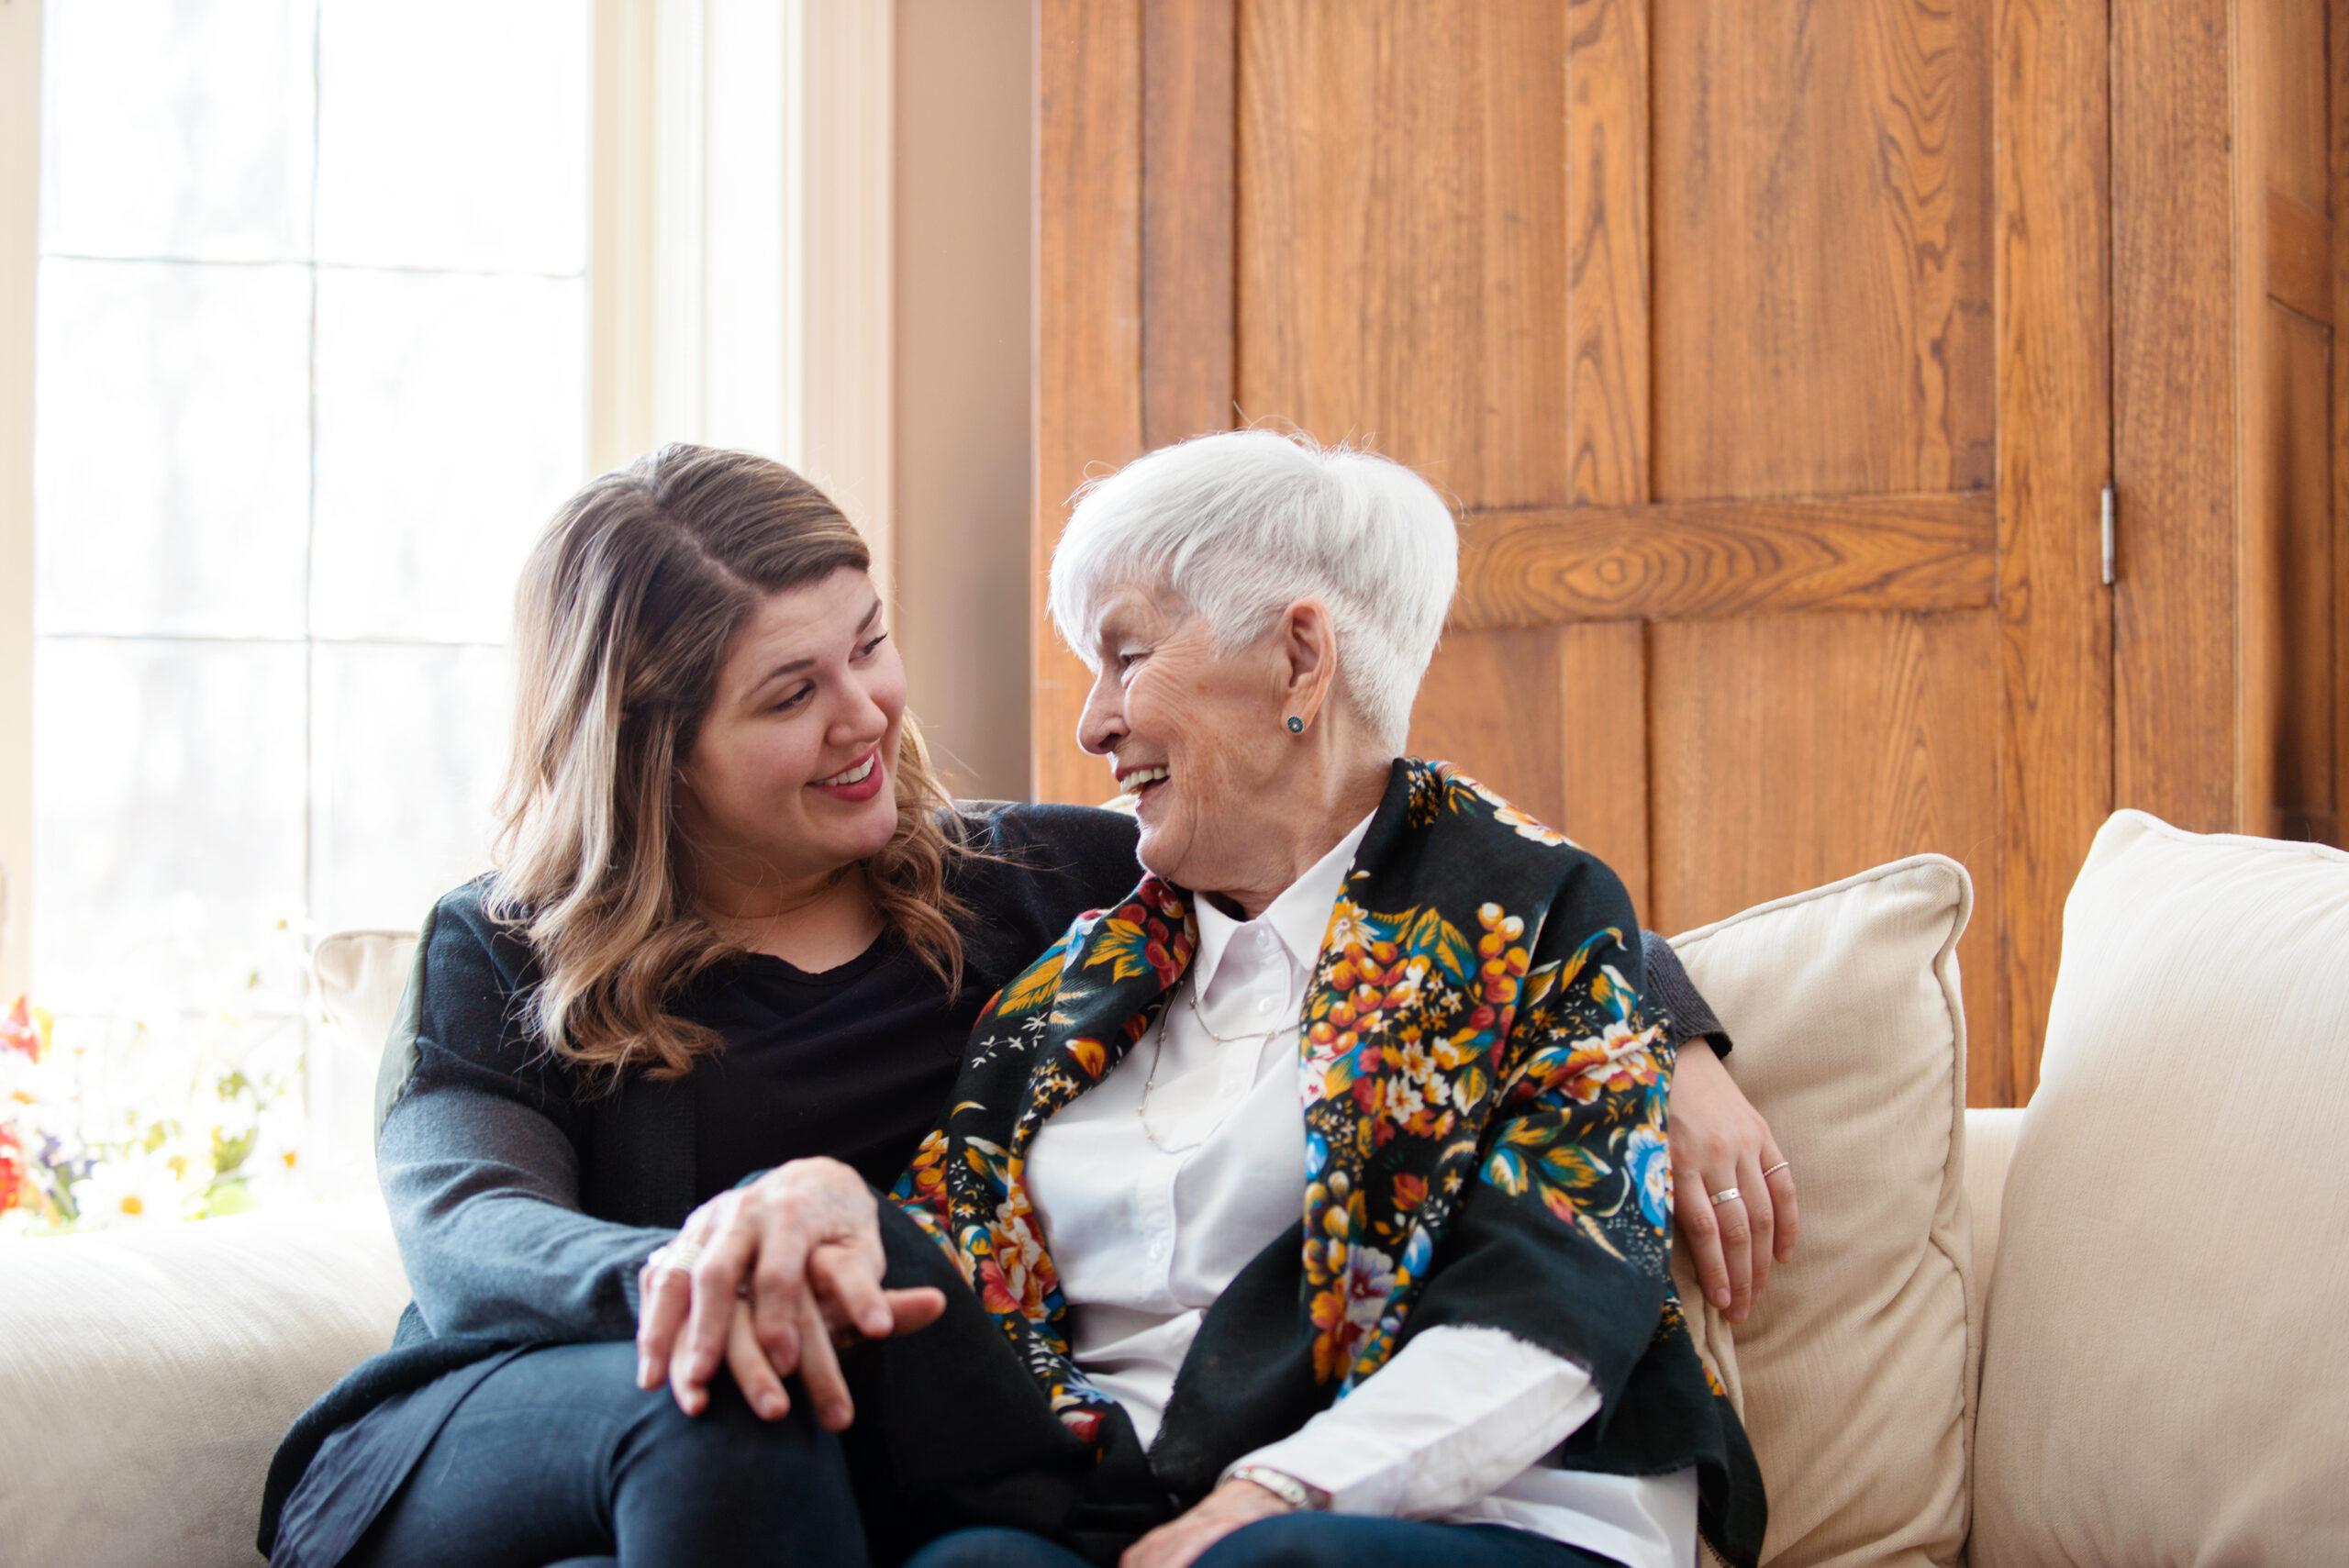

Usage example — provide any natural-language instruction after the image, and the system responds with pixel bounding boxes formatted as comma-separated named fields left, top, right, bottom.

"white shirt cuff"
left=1220, top=1324, right=1599, bottom=1518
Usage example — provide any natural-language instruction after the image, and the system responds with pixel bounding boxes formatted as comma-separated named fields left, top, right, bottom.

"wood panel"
left=2112, top=0, right=2236, bottom=831
left=1142, top=0, right=1237, bottom=448
left=1566, top=0, right=1650, bottom=506
left=1649, top=0, right=1994, bottom=500
left=1557, top=0, right=1653, bottom=907
left=1992, top=0, right=2112, bottom=1103
left=1033, top=0, right=1143, bottom=805
left=2235, top=0, right=2337, bottom=844
left=1407, top=626, right=1568, bottom=844
left=1237, top=0, right=1568, bottom=510
left=2335, top=0, right=2349, bottom=849
left=1649, top=611, right=2002, bottom=1105
left=1453, top=492, right=1993, bottom=629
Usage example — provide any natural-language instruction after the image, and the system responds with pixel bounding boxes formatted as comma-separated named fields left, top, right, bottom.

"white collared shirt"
left=1024, top=815, right=1698, bottom=1567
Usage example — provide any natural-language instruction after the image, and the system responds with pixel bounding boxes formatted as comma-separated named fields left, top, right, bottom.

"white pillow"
left=1671, top=855, right=1976, bottom=1568
left=1971, top=811, right=2349, bottom=1563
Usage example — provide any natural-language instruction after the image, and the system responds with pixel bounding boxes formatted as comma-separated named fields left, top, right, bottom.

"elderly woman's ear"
left=1274, top=597, right=1341, bottom=734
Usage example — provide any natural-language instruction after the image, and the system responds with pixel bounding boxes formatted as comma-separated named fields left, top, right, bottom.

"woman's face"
left=676, top=567, right=906, bottom=895
left=1075, top=585, right=1296, bottom=898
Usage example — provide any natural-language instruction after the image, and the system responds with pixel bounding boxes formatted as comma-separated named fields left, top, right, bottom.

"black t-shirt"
left=678, top=802, right=1145, bottom=1199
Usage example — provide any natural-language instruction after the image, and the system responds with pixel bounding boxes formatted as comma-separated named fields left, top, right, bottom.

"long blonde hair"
left=488, top=443, right=971, bottom=1093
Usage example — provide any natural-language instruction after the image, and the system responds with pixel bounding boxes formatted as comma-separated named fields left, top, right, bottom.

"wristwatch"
left=1226, top=1464, right=1331, bottom=1512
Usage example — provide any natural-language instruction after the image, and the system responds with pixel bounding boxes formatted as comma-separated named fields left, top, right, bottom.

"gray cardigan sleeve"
left=373, top=886, right=676, bottom=1343
left=1642, top=929, right=1731, bottom=1058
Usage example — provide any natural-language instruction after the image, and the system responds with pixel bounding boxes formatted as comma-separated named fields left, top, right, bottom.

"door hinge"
left=2100, top=484, right=2116, bottom=586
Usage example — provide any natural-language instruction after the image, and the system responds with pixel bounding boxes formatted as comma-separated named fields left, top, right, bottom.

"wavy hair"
left=487, top=443, right=972, bottom=1094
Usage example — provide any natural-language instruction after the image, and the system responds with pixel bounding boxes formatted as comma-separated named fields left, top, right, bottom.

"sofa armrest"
left=0, top=1203, right=410, bottom=1568
left=1962, top=1106, right=2024, bottom=1326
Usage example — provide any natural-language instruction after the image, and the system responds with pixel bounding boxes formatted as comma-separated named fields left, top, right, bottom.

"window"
left=30, top=0, right=592, bottom=1185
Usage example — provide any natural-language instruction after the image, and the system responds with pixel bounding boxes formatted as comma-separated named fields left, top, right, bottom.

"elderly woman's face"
left=1076, top=586, right=1295, bottom=895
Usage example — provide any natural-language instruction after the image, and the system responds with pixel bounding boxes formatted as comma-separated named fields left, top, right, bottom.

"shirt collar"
left=1188, top=810, right=1376, bottom=1002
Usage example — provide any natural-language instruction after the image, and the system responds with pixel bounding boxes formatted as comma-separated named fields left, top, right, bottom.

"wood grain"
left=2266, top=187, right=2333, bottom=325
left=2112, top=0, right=2236, bottom=831
left=1142, top=0, right=1238, bottom=448
left=1648, top=611, right=2002, bottom=1105
left=1033, top=0, right=1144, bottom=805
left=1451, top=492, right=1994, bottom=629
left=1650, top=0, right=1993, bottom=498
left=1566, top=0, right=1651, bottom=506
left=2334, top=0, right=2349, bottom=850
left=1992, top=0, right=2112, bottom=1105
left=1237, top=0, right=1569, bottom=510
left=1406, top=626, right=1568, bottom=840
left=1558, top=621, right=1653, bottom=918
left=2235, top=0, right=2335, bottom=842
left=1560, top=0, right=1654, bottom=912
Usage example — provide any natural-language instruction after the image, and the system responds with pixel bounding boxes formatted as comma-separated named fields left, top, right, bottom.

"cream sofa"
left=2, top=809, right=2342, bottom=1567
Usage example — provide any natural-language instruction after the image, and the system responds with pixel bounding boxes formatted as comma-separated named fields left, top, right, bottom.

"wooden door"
left=1033, top=0, right=2113, bottom=1106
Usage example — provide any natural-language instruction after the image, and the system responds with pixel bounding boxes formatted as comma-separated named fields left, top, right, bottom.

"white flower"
left=71, top=1150, right=199, bottom=1229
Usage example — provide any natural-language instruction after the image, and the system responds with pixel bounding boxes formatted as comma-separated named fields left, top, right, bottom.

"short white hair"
left=1047, top=429, right=1459, bottom=750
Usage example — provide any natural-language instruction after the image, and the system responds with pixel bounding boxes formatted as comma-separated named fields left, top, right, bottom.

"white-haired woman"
left=685, top=431, right=1771, bottom=1568
left=259, top=439, right=1779, bottom=1568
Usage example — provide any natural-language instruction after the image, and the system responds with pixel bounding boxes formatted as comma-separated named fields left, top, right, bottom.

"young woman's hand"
left=1667, top=1040, right=1798, bottom=1326
left=633, top=1156, right=945, bottom=1425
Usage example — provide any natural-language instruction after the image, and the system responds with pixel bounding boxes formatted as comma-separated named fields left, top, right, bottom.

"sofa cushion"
left=1970, top=811, right=2349, bottom=1564
left=0, top=1203, right=410, bottom=1568
left=1670, top=855, right=1976, bottom=1568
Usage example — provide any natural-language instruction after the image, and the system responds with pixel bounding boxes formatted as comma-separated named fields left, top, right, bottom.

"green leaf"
left=1405, top=908, right=1475, bottom=987
left=1541, top=1145, right=1609, bottom=1189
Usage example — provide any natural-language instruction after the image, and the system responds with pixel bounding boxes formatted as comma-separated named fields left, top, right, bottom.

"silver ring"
left=649, top=1236, right=706, bottom=1273
left=1709, top=1186, right=1741, bottom=1207
left=1761, top=1161, right=1791, bottom=1180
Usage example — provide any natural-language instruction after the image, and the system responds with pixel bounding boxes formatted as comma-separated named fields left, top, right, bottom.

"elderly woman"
left=746, top=431, right=1765, bottom=1568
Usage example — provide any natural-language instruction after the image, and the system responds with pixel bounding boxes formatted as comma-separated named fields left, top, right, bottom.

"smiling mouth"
left=814, top=753, right=876, bottom=787
left=1119, top=765, right=1169, bottom=799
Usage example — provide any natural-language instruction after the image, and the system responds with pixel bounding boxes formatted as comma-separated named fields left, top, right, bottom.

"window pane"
left=34, top=259, right=312, bottom=639
left=311, top=269, right=587, bottom=642
left=39, top=0, right=316, bottom=262
left=308, top=641, right=512, bottom=939
left=31, top=638, right=309, bottom=1017
left=314, top=0, right=590, bottom=274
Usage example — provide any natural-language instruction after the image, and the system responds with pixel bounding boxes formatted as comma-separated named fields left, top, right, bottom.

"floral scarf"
left=890, top=758, right=1763, bottom=1566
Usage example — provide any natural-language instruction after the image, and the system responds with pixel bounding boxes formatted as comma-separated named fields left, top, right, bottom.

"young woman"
left=256, top=443, right=1789, bottom=1568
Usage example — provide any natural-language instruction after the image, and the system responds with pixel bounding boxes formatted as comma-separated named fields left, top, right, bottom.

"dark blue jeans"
left=342, top=1340, right=865, bottom=1568
left=906, top=1518, right=1619, bottom=1568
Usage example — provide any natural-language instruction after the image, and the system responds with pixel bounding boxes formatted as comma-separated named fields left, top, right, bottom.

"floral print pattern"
left=890, top=759, right=1714, bottom=1453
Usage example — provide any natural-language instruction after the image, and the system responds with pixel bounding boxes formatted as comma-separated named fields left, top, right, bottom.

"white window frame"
left=591, top=0, right=894, bottom=590
left=2, top=0, right=39, bottom=1001
left=0, top=0, right=894, bottom=998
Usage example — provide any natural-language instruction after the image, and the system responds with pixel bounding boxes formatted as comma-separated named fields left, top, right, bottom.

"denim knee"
left=903, top=1526, right=1093, bottom=1568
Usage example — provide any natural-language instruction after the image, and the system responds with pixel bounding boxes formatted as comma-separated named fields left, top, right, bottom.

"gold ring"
left=1761, top=1161, right=1791, bottom=1179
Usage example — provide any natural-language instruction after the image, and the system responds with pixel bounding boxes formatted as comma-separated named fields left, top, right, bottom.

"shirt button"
left=1255, top=995, right=1279, bottom=1016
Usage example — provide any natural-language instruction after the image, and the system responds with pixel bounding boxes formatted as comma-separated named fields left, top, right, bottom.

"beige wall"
left=892, top=0, right=1032, bottom=801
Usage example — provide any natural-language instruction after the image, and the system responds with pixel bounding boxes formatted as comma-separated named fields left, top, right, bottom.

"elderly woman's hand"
left=1119, top=1478, right=1295, bottom=1568
left=1669, top=1042, right=1798, bottom=1326
left=633, top=1156, right=946, bottom=1428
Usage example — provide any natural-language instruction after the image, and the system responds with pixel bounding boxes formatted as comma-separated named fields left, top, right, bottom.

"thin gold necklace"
left=1136, top=986, right=1297, bottom=1152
